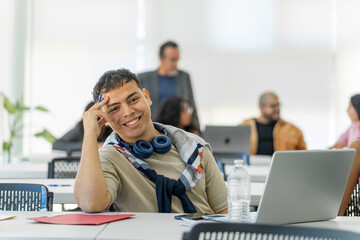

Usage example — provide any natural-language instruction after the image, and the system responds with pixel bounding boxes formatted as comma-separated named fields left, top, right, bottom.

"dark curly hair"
left=155, top=96, right=199, bottom=134
left=351, top=94, right=360, bottom=119
left=92, top=68, right=142, bottom=103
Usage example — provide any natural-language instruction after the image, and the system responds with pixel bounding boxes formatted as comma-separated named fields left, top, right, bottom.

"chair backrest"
left=48, top=157, right=80, bottom=179
left=182, top=223, right=360, bottom=240
left=213, top=152, right=249, bottom=181
left=345, top=178, right=360, bottom=216
left=0, top=183, right=53, bottom=211
left=67, top=149, right=82, bottom=157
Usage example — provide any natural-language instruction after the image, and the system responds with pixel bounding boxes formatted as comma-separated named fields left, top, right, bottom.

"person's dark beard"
left=263, top=112, right=279, bottom=124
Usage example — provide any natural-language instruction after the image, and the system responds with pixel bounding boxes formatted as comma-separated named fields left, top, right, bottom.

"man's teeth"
left=126, top=118, right=139, bottom=126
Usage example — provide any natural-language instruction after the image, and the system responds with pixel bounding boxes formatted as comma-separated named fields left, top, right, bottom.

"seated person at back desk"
left=331, top=94, right=360, bottom=149
left=53, top=101, right=113, bottom=155
left=241, top=91, right=306, bottom=155
left=155, top=96, right=201, bottom=136
left=74, top=68, right=228, bottom=214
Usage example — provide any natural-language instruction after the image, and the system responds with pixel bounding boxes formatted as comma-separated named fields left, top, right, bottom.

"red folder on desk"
left=29, top=214, right=135, bottom=225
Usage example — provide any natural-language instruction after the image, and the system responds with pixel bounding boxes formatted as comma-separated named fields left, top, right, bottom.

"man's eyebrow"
left=107, top=92, right=140, bottom=108
left=126, top=92, right=140, bottom=101
left=107, top=102, right=120, bottom=109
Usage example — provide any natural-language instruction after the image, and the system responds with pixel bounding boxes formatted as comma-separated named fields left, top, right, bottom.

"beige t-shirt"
left=99, top=144, right=227, bottom=214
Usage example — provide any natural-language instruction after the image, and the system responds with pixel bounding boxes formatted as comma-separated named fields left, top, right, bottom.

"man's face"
left=160, top=47, right=179, bottom=76
left=103, top=81, right=153, bottom=144
left=260, top=96, right=280, bottom=122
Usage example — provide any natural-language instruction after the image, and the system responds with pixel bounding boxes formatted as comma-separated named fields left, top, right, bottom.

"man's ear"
left=143, top=88, right=152, bottom=106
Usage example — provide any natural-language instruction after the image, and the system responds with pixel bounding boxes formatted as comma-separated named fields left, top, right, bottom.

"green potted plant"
left=1, top=92, right=56, bottom=163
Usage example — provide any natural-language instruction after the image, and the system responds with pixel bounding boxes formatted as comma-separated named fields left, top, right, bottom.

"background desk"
left=245, top=166, right=269, bottom=182
left=0, top=162, right=48, bottom=179
left=0, top=178, right=75, bottom=204
left=0, top=160, right=270, bottom=182
left=250, top=182, right=264, bottom=206
left=0, top=179, right=264, bottom=207
left=0, top=152, right=68, bottom=179
left=224, top=165, right=269, bottom=182
left=1, top=211, right=360, bottom=240
left=249, top=155, right=272, bottom=166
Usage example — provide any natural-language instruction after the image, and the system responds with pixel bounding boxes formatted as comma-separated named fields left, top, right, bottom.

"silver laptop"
left=204, top=149, right=355, bottom=224
left=203, top=125, right=251, bottom=155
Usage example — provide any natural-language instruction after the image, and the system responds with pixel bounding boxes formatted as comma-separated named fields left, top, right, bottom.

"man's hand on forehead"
left=92, top=95, right=110, bottom=120
left=98, top=94, right=110, bottom=112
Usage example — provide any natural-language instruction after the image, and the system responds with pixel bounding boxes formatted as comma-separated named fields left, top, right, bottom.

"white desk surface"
left=0, top=178, right=75, bottom=204
left=98, top=215, right=360, bottom=240
left=0, top=162, right=48, bottom=179
left=250, top=182, right=264, bottom=206
left=0, top=211, right=108, bottom=240
left=97, top=212, right=188, bottom=240
left=225, top=165, right=269, bottom=182
left=1, top=158, right=270, bottom=182
left=249, top=155, right=272, bottom=166
left=294, top=217, right=360, bottom=234
left=245, top=165, right=269, bottom=182
left=0, top=151, right=70, bottom=179
left=1, top=211, right=360, bottom=240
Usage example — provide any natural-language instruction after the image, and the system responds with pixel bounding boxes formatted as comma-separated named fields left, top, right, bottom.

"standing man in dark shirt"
left=242, top=92, right=306, bottom=155
left=138, top=41, right=200, bottom=131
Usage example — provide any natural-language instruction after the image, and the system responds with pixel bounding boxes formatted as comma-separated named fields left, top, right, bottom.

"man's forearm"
left=217, top=208, right=228, bottom=214
left=74, top=134, right=111, bottom=212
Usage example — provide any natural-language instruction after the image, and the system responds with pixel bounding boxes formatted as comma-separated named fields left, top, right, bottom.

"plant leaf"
left=2, top=141, right=12, bottom=151
left=35, top=129, right=57, bottom=144
left=18, top=96, right=31, bottom=111
left=3, top=95, right=16, bottom=114
left=35, top=106, right=49, bottom=112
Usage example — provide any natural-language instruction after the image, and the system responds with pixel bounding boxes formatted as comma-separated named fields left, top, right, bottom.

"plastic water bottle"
left=227, top=159, right=251, bottom=222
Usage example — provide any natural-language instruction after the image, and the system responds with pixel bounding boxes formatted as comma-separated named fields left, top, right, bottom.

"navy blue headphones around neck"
left=116, top=124, right=172, bottom=159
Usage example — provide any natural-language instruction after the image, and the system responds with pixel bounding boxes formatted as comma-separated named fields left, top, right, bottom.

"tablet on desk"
left=174, top=213, right=204, bottom=220
left=202, top=214, right=227, bottom=221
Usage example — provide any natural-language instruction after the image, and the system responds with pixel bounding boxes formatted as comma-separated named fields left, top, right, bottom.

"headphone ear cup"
left=152, top=135, right=172, bottom=154
left=133, top=141, right=154, bottom=159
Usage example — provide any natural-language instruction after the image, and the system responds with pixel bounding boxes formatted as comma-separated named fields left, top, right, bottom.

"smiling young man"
left=74, top=69, right=228, bottom=214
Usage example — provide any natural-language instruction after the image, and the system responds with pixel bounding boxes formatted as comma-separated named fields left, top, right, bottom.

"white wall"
left=0, top=1, right=15, bottom=146
left=0, top=0, right=27, bottom=156
left=1, top=0, right=360, bottom=156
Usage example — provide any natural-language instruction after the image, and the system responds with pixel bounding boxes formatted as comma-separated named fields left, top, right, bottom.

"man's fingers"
left=98, top=118, right=108, bottom=128
left=93, top=110, right=111, bottom=122
left=88, top=95, right=109, bottom=111
left=97, top=95, right=109, bottom=108
left=84, top=109, right=110, bottom=122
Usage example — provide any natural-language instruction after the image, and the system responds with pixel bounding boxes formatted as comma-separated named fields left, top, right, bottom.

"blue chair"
left=182, top=222, right=360, bottom=240
left=0, top=183, right=53, bottom=211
